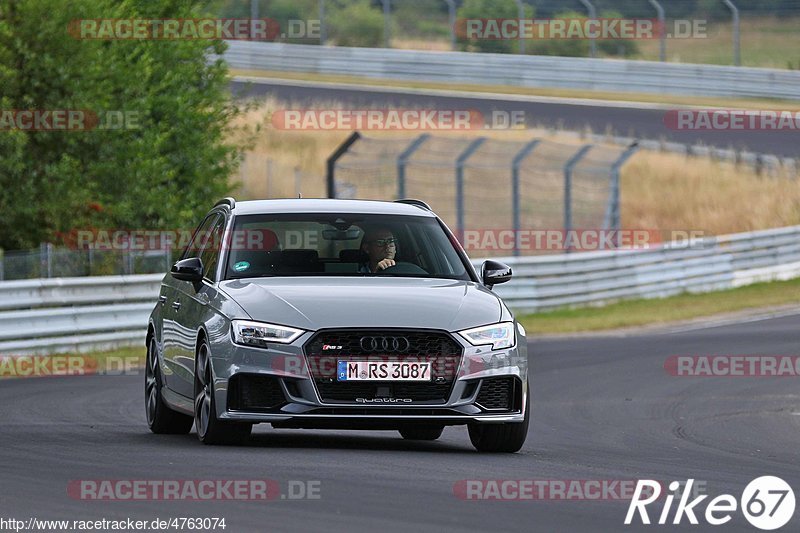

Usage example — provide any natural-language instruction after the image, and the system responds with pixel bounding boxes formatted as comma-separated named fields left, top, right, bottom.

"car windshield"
left=224, top=213, right=472, bottom=281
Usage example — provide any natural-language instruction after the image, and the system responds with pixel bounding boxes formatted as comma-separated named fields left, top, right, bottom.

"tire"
left=399, top=425, right=444, bottom=441
left=194, top=340, right=252, bottom=445
left=145, top=337, right=194, bottom=435
left=468, top=380, right=530, bottom=453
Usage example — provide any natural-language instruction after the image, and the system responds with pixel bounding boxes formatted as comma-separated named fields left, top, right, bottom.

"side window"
left=181, top=215, right=218, bottom=260
left=199, top=215, right=225, bottom=282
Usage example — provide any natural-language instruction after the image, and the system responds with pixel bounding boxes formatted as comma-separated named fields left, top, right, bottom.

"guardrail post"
left=326, top=131, right=361, bottom=198
left=455, top=138, right=486, bottom=240
left=443, top=0, right=456, bottom=50
left=511, top=139, right=541, bottom=256
left=648, top=0, right=666, bottom=62
left=605, top=143, right=639, bottom=245
left=563, top=145, right=593, bottom=252
left=722, top=0, right=740, bottom=66
left=397, top=134, right=430, bottom=199
left=0, top=249, right=4, bottom=281
left=578, top=0, right=597, bottom=58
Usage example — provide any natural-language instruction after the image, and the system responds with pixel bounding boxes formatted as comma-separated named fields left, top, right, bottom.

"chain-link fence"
left=328, top=132, right=638, bottom=256
left=0, top=245, right=173, bottom=281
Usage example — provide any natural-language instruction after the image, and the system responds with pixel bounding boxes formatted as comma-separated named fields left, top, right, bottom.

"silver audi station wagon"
left=145, top=198, right=529, bottom=452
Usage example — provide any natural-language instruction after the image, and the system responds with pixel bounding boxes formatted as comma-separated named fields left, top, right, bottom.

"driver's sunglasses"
left=370, top=238, right=397, bottom=247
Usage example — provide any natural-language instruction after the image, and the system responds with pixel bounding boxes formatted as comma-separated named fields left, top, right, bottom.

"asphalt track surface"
left=231, top=80, right=800, bottom=158
left=2, top=314, right=799, bottom=532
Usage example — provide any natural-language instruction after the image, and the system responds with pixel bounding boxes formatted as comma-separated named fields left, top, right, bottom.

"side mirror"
left=481, top=260, right=512, bottom=288
left=171, top=257, right=204, bottom=283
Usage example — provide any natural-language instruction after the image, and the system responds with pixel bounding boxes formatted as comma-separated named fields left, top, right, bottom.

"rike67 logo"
left=625, top=477, right=795, bottom=530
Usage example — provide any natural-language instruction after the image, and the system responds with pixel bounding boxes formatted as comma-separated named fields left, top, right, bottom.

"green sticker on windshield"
left=233, top=261, right=250, bottom=272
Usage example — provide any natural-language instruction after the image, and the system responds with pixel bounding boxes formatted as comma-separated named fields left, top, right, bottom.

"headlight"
left=231, top=320, right=304, bottom=347
left=458, top=322, right=515, bottom=350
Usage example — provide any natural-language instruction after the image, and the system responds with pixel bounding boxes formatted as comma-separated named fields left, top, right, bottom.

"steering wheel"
left=378, top=261, right=428, bottom=275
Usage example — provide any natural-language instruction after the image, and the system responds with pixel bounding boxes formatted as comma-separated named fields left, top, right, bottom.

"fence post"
left=327, top=131, right=361, bottom=198
left=397, top=134, right=430, bottom=199
left=722, top=0, right=740, bottom=66
left=250, top=0, right=258, bottom=40
left=381, top=0, right=391, bottom=48
left=40, top=242, right=53, bottom=278
left=443, top=0, right=456, bottom=50
left=455, top=138, right=486, bottom=240
left=578, top=0, right=597, bottom=58
left=605, top=143, right=639, bottom=244
left=294, top=166, right=302, bottom=197
left=563, top=145, right=593, bottom=252
left=514, top=0, right=526, bottom=54
left=319, top=0, right=326, bottom=44
left=511, top=139, right=541, bottom=257
left=648, top=0, right=666, bottom=62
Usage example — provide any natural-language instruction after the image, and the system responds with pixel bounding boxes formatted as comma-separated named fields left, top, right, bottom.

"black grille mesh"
left=304, top=330, right=462, bottom=403
left=476, top=376, right=517, bottom=411
left=228, top=374, right=286, bottom=411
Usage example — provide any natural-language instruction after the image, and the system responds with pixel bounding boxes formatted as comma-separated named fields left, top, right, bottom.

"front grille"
left=227, top=374, right=286, bottom=412
left=476, top=376, right=519, bottom=411
left=304, top=329, right=463, bottom=404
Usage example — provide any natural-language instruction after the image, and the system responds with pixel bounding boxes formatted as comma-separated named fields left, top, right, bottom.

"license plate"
left=337, top=361, right=431, bottom=381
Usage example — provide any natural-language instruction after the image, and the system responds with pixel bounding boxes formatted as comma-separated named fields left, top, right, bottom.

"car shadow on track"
left=138, top=428, right=477, bottom=453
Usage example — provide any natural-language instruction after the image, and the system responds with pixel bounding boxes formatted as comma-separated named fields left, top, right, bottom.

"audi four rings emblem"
left=360, top=336, right=410, bottom=352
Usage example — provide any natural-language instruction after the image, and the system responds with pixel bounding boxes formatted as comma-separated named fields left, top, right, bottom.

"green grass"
left=0, top=346, right=145, bottom=379
left=519, top=277, right=800, bottom=335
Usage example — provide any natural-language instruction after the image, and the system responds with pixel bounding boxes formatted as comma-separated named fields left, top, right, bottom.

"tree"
left=0, top=0, right=243, bottom=250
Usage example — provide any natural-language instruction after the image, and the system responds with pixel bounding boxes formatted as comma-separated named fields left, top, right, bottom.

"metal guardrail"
left=2, top=225, right=799, bottom=355
left=223, top=41, right=800, bottom=100
left=0, top=274, right=162, bottom=355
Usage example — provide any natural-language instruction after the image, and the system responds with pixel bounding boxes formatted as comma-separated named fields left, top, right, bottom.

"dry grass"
left=635, top=17, right=800, bottom=69
left=622, top=153, right=800, bottom=235
left=229, top=99, right=800, bottom=235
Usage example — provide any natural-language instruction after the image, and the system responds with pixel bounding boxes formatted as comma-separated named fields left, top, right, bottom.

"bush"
left=328, top=0, right=385, bottom=48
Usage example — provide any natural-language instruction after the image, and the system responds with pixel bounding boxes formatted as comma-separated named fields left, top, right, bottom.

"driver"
left=359, top=227, right=397, bottom=273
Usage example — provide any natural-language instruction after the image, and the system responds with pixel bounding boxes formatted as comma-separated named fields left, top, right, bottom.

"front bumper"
left=208, top=327, right=529, bottom=428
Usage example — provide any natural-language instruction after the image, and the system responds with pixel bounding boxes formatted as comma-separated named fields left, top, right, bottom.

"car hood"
left=218, top=277, right=502, bottom=331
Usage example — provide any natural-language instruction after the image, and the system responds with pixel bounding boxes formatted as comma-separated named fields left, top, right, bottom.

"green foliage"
left=456, top=0, right=533, bottom=54
left=328, top=0, right=384, bottom=48
left=596, top=10, right=639, bottom=58
left=0, top=0, right=243, bottom=250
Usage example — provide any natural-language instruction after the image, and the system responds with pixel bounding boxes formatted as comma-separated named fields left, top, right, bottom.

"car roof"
left=230, top=198, right=436, bottom=217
